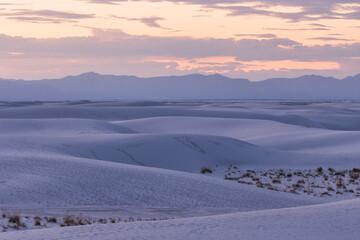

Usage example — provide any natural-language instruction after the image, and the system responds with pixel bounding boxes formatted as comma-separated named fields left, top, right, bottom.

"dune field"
left=1, top=100, right=360, bottom=239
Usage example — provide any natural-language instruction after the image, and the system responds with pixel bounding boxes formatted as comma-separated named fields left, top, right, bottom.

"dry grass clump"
left=7, top=213, right=26, bottom=229
left=60, top=215, right=85, bottom=227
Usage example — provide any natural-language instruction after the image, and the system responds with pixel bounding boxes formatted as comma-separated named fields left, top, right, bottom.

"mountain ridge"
left=0, top=72, right=359, bottom=100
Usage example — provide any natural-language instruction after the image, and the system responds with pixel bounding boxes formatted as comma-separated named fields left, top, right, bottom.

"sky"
left=0, top=0, right=359, bottom=81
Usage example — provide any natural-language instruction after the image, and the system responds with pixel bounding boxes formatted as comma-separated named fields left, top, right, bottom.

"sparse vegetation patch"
left=225, top=166, right=360, bottom=198
left=0, top=212, right=169, bottom=233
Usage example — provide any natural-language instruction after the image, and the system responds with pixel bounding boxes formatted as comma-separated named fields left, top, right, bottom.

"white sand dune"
left=0, top=101, right=360, bottom=239
left=3, top=199, right=360, bottom=240
left=1, top=101, right=359, bottom=130
left=116, top=116, right=360, bottom=154
left=0, top=154, right=325, bottom=211
left=0, top=119, right=135, bottom=135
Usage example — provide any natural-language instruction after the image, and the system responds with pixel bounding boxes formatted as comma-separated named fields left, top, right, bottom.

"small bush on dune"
left=320, top=192, right=331, bottom=197
left=45, top=217, right=57, bottom=223
left=242, top=172, right=252, bottom=178
left=7, top=213, right=26, bottom=229
left=62, top=216, right=77, bottom=226
left=272, top=179, right=281, bottom=184
left=77, top=218, right=85, bottom=226
left=8, top=215, right=21, bottom=224
left=1, top=208, right=7, bottom=218
left=200, top=167, right=212, bottom=174
left=297, top=180, right=305, bottom=184
left=98, top=218, right=107, bottom=224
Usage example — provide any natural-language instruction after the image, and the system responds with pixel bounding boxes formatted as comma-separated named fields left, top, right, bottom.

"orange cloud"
left=144, top=56, right=340, bottom=73
left=7, top=52, right=24, bottom=56
left=238, top=60, right=340, bottom=72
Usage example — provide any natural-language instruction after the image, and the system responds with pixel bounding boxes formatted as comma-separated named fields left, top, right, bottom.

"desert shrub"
left=316, top=167, right=323, bottom=174
left=98, top=218, right=107, bottom=224
left=334, top=171, right=345, bottom=177
left=224, top=176, right=240, bottom=181
left=45, top=217, right=57, bottom=223
left=336, top=178, right=344, bottom=189
left=320, top=192, right=330, bottom=197
left=267, top=186, right=279, bottom=191
left=289, top=189, right=298, bottom=194
left=237, top=180, right=253, bottom=185
left=272, top=179, right=281, bottom=184
left=85, top=219, right=92, bottom=225
left=77, top=218, right=85, bottom=225
left=1, top=208, right=7, bottom=218
left=350, top=173, right=359, bottom=180
left=62, top=216, right=78, bottom=226
left=255, top=181, right=264, bottom=188
left=8, top=215, right=21, bottom=224
left=242, top=172, right=252, bottom=178
left=200, top=167, right=212, bottom=174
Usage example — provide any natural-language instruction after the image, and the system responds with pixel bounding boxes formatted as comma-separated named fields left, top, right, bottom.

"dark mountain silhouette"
left=0, top=72, right=359, bottom=100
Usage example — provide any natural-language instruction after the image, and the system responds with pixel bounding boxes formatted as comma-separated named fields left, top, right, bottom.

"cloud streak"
left=236, top=34, right=277, bottom=38
left=112, top=16, right=172, bottom=30
left=1, top=28, right=359, bottom=61
left=85, top=0, right=360, bottom=22
left=309, top=37, right=353, bottom=41
left=0, top=9, right=94, bottom=23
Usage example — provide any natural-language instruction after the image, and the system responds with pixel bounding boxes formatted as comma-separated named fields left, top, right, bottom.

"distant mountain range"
left=0, top=72, right=359, bottom=100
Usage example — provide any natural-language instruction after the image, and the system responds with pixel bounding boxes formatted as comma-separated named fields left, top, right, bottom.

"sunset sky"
left=0, top=0, right=359, bottom=80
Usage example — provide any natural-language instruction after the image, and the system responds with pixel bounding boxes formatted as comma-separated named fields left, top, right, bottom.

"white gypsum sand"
left=0, top=100, right=360, bottom=239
